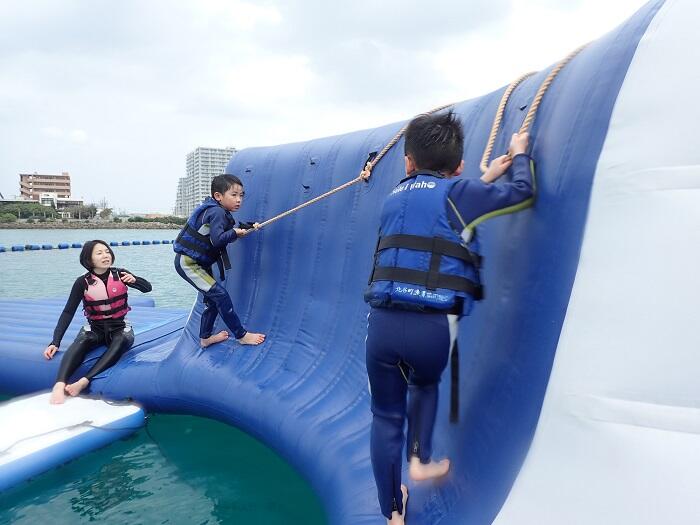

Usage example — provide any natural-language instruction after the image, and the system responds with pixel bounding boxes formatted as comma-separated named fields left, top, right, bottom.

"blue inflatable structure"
left=2, top=1, right=699, bottom=522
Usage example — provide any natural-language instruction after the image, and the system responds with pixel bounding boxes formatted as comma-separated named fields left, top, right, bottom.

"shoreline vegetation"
left=0, top=222, right=181, bottom=229
left=0, top=202, right=185, bottom=229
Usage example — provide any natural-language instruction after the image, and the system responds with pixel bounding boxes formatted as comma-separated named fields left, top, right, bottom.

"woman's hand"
left=120, top=272, right=136, bottom=284
left=44, top=344, right=58, bottom=360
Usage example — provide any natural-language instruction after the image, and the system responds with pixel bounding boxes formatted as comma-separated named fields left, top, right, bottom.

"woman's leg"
left=51, top=327, right=102, bottom=404
left=66, top=325, right=134, bottom=396
left=55, top=327, right=103, bottom=383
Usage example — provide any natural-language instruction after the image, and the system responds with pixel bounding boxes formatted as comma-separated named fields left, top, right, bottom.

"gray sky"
left=0, top=0, right=649, bottom=213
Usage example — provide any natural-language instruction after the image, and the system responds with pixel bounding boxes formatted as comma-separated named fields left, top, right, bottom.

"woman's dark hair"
left=211, top=174, right=243, bottom=196
left=80, top=240, right=115, bottom=271
left=404, top=110, right=464, bottom=173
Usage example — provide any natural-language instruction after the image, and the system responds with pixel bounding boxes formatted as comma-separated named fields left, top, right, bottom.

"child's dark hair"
left=404, top=110, right=464, bottom=173
left=211, top=174, right=243, bottom=196
left=80, top=240, right=115, bottom=271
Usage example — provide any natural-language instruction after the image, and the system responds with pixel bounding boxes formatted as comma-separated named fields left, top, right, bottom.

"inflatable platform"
left=1, top=1, right=699, bottom=522
left=0, top=393, right=144, bottom=492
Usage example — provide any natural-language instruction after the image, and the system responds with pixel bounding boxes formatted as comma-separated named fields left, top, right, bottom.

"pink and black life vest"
left=83, top=269, right=130, bottom=321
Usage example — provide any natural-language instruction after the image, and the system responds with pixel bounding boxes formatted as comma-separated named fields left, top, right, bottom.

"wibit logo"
left=390, top=180, right=437, bottom=195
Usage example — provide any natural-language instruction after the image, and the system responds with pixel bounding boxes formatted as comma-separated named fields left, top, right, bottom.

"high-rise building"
left=19, top=172, right=71, bottom=200
left=174, top=147, right=237, bottom=217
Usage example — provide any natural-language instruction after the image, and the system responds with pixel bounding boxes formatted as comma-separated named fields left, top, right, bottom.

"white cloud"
left=0, top=0, right=650, bottom=213
left=40, top=126, right=88, bottom=143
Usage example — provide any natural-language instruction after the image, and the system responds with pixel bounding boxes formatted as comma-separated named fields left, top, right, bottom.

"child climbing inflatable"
left=173, top=174, right=266, bottom=348
left=364, top=111, right=534, bottom=524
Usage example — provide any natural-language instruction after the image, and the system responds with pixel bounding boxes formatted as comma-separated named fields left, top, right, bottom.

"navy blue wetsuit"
left=173, top=198, right=247, bottom=340
left=365, top=154, right=535, bottom=518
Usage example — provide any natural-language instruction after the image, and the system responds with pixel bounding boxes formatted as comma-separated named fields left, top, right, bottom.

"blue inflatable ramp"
left=2, top=1, right=700, bottom=523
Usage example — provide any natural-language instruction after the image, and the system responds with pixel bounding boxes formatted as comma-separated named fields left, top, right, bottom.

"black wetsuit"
left=52, top=269, right=151, bottom=384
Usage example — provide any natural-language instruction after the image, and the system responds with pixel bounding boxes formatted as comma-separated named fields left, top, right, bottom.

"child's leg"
left=175, top=254, right=263, bottom=345
left=202, top=283, right=246, bottom=339
left=200, top=296, right=219, bottom=339
left=175, top=254, right=230, bottom=344
left=366, top=308, right=409, bottom=520
left=401, top=313, right=452, bottom=480
left=199, top=296, right=229, bottom=347
left=66, top=325, right=135, bottom=396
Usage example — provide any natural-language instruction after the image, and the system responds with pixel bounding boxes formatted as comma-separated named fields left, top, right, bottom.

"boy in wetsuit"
left=174, top=174, right=265, bottom=348
left=364, top=111, right=534, bottom=524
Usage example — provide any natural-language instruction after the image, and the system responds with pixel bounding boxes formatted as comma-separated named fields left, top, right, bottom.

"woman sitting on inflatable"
left=43, top=239, right=152, bottom=404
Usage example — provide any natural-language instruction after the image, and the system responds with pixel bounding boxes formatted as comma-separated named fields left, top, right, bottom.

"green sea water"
left=0, top=229, right=327, bottom=524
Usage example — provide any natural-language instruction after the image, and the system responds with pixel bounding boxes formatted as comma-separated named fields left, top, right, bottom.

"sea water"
left=0, top=229, right=326, bottom=524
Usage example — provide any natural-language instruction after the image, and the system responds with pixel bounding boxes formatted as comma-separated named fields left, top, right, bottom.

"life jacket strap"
left=377, top=234, right=481, bottom=268
left=174, top=234, right=218, bottom=260
left=84, top=303, right=130, bottom=317
left=450, top=339, right=460, bottom=423
left=83, top=292, right=128, bottom=307
left=183, top=223, right=211, bottom=244
left=215, top=250, right=232, bottom=278
left=370, top=266, right=483, bottom=300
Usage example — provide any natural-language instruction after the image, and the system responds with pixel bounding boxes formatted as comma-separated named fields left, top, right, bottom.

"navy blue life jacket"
left=173, top=197, right=231, bottom=274
left=364, top=171, right=483, bottom=314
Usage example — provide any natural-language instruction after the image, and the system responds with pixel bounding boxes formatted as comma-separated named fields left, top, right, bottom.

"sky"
left=0, top=0, right=650, bottom=214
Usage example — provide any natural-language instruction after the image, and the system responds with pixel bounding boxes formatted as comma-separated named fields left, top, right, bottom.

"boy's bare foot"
left=50, top=382, right=67, bottom=404
left=388, top=484, right=408, bottom=525
left=201, top=331, right=229, bottom=348
left=237, top=332, right=266, bottom=345
left=409, top=456, right=450, bottom=481
left=66, top=377, right=90, bottom=397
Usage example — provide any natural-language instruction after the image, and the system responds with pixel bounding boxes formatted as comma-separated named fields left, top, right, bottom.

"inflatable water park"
left=1, top=0, right=698, bottom=522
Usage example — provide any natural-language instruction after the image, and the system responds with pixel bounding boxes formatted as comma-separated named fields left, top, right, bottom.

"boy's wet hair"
left=80, top=240, right=114, bottom=271
left=404, top=110, right=464, bottom=173
left=211, top=174, right=243, bottom=196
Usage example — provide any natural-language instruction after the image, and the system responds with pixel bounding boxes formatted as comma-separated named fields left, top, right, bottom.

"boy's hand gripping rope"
left=480, top=43, right=588, bottom=173
left=241, top=43, right=589, bottom=235
left=240, top=102, right=453, bottom=234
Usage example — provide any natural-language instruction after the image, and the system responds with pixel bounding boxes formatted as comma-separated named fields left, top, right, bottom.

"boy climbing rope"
left=363, top=111, right=534, bottom=524
left=174, top=174, right=265, bottom=348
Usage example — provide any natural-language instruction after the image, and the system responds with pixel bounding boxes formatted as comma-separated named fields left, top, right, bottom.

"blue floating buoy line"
left=2, top=238, right=175, bottom=253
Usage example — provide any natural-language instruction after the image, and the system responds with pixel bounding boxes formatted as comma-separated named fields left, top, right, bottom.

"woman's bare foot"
left=409, top=456, right=450, bottom=481
left=387, top=484, right=408, bottom=525
left=201, top=330, right=229, bottom=348
left=50, top=382, right=67, bottom=404
left=66, top=377, right=90, bottom=397
left=237, top=332, right=266, bottom=345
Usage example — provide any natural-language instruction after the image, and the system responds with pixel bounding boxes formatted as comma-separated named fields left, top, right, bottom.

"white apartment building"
left=174, top=146, right=237, bottom=217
